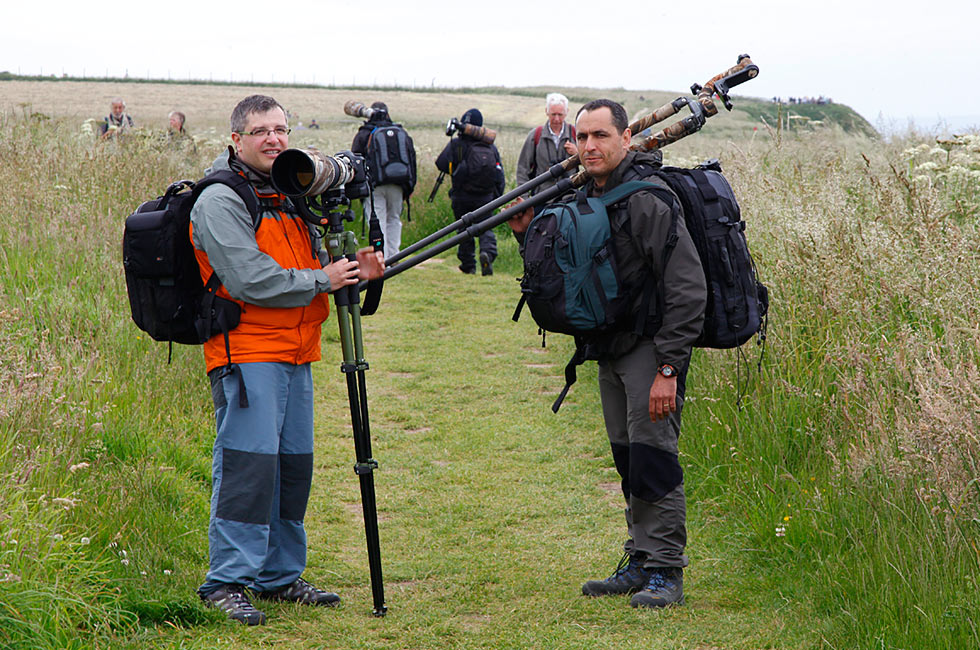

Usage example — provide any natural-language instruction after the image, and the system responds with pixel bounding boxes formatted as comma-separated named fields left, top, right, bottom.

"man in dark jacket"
left=435, top=108, right=505, bottom=276
left=508, top=99, right=706, bottom=609
left=350, top=102, right=416, bottom=260
left=515, top=92, right=578, bottom=200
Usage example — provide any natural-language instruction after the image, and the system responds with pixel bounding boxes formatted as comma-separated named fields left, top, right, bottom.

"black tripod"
left=300, top=195, right=388, bottom=617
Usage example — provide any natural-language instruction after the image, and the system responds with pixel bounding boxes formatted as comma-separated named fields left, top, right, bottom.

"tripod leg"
left=333, top=231, right=387, bottom=617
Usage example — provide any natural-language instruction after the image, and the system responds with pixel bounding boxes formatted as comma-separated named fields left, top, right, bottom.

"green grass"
left=0, top=100, right=978, bottom=649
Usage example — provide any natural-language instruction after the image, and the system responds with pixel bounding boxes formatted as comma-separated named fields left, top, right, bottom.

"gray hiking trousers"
left=597, top=338, right=689, bottom=569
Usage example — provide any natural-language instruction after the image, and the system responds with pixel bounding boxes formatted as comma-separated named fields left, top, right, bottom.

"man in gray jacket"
left=190, top=94, right=382, bottom=625
left=515, top=93, right=578, bottom=201
left=508, top=99, right=706, bottom=609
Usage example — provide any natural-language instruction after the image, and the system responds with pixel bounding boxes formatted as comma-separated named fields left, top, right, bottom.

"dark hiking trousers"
left=597, top=339, right=689, bottom=568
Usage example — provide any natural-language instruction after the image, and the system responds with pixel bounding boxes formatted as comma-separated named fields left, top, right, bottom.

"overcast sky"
left=3, top=0, right=978, bottom=133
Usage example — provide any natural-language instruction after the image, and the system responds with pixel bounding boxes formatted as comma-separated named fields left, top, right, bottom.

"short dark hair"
left=230, top=95, right=285, bottom=132
left=370, top=101, right=389, bottom=112
left=576, top=99, right=628, bottom=134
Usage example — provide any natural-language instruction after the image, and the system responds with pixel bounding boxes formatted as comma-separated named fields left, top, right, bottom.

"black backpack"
left=367, top=123, right=417, bottom=195
left=654, top=159, right=768, bottom=350
left=122, top=170, right=259, bottom=358
left=454, top=140, right=500, bottom=195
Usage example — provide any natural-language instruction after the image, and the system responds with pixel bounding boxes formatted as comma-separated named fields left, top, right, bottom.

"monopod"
left=367, top=54, right=759, bottom=286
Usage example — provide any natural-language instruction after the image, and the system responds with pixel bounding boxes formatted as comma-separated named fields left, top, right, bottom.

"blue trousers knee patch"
left=217, top=448, right=277, bottom=524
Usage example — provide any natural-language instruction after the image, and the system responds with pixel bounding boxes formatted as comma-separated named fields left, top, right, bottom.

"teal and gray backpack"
left=514, top=161, right=768, bottom=411
left=513, top=179, right=663, bottom=338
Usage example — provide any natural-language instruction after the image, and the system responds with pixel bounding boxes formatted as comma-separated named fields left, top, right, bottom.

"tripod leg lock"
left=354, top=459, right=379, bottom=475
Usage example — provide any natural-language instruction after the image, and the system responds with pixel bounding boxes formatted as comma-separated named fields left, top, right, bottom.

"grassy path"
left=136, top=247, right=814, bottom=649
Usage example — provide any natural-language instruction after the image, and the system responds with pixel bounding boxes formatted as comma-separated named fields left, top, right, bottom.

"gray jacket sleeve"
left=628, top=193, right=707, bottom=370
left=190, top=185, right=333, bottom=308
left=515, top=130, right=536, bottom=192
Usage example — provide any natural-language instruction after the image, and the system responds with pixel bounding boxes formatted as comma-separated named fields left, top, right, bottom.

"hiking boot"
left=629, top=567, right=684, bottom=608
left=458, top=264, right=476, bottom=274
left=255, top=577, right=341, bottom=607
left=480, top=252, right=493, bottom=276
left=582, top=553, right=655, bottom=597
left=199, top=584, right=266, bottom=625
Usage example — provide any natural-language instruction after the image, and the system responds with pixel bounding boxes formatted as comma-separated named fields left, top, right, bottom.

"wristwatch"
left=657, top=364, right=678, bottom=379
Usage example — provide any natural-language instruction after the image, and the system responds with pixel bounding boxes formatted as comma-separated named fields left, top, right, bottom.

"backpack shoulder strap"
left=598, top=179, right=664, bottom=207
left=530, top=125, right=546, bottom=177
left=192, top=169, right=262, bottom=231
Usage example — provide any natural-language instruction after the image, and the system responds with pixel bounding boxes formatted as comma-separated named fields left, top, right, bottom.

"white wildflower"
left=69, top=462, right=90, bottom=473
left=120, top=558, right=129, bottom=566
left=80, top=537, right=90, bottom=545
left=163, top=569, right=172, bottom=575
left=916, top=161, right=939, bottom=172
left=775, top=525, right=787, bottom=537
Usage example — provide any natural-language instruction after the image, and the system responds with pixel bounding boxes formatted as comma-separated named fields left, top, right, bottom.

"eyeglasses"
left=236, top=127, right=290, bottom=137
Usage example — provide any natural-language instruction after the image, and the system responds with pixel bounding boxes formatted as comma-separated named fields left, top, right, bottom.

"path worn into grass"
left=143, top=247, right=815, bottom=649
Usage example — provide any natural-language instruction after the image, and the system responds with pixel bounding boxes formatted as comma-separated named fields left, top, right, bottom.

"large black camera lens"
left=271, top=149, right=355, bottom=197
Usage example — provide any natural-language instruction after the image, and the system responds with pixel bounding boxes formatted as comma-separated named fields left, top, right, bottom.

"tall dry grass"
left=0, top=105, right=977, bottom=649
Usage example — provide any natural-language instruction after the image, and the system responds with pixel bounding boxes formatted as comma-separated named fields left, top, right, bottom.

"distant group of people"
left=771, top=95, right=833, bottom=105
left=430, top=93, right=578, bottom=276
left=345, top=94, right=581, bottom=278
left=96, top=97, right=191, bottom=145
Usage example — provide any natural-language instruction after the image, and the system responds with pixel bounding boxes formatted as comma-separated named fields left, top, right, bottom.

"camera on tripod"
left=444, top=117, right=497, bottom=144
left=271, top=148, right=370, bottom=201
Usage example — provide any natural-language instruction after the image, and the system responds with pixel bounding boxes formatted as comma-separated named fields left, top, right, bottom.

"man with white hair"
left=515, top=93, right=578, bottom=201
left=99, top=97, right=134, bottom=139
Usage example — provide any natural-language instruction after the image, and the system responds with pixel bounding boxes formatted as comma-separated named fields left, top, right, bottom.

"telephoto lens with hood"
left=344, top=100, right=375, bottom=120
left=271, top=148, right=359, bottom=197
left=444, top=117, right=497, bottom=144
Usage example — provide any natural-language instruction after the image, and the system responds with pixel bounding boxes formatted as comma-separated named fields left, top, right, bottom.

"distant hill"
left=734, top=99, right=878, bottom=137
left=0, top=73, right=877, bottom=138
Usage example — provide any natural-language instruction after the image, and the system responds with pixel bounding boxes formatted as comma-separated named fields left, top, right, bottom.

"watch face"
left=660, top=365, right=675, bottom=377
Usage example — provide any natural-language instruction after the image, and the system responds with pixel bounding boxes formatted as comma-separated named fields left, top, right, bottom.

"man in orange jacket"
left=190, top=94, right=383, bottom=625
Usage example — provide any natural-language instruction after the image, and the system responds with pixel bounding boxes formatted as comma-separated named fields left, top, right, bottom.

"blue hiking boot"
left=629, top=567, right=684, bottom=608
left=582, top=553, right=655, bottom=597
